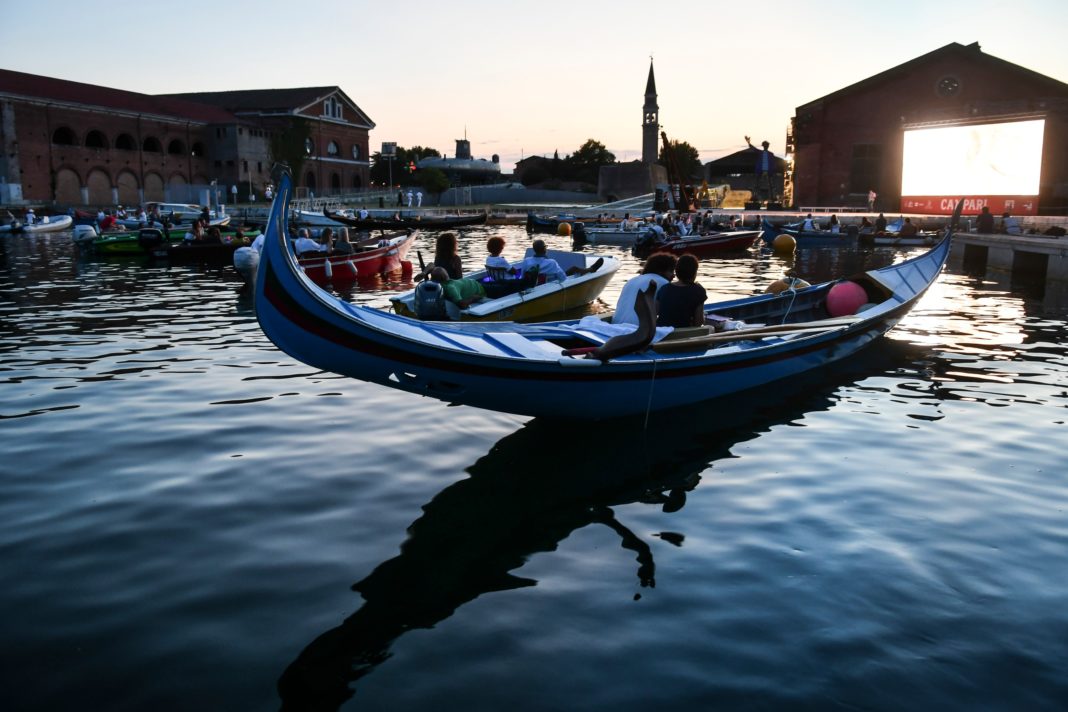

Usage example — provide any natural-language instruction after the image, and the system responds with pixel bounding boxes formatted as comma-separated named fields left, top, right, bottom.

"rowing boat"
left=761, top=220, right=857, bottom=246
left=388, top=249, right=618, bottom=322
left=298, top=231, right=415, bottom=285
left=632, top=229, right=762, bottom=258
left=253, top=171, right=958, bottom=419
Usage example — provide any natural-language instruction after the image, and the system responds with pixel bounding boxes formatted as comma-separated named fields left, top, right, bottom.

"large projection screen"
left=900, top=118, right=1044, bottom=215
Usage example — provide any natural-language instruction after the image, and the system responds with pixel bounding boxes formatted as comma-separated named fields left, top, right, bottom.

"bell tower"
left=642, top=58, right=659, bottom=165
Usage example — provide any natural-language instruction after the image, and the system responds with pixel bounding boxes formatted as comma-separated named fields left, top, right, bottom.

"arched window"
left=167, top=139, right=186, bottom=155
left=115, top=133, right=136, bottom=151
left=327, top=141, right=339, bottom=156
left=304, top=137, right=315, bottom=156
left=51, top=127, right=78, bottom=146
left=85, top=130, right=108, bottom=149
left=191, top=142, right=205, bottom=157
left=304, top=172, right=316, bottom=190
left=331, top=173, right=341, bottom=191
left=143, top=136, right=162, bottom=153
left=351, top=144, right=361, bottom=160
left=352, top=174, right=362, bottom=189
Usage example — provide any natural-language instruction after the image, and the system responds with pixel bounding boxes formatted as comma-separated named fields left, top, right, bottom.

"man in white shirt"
left=612, top=253, right=676, bottom=325
left=293, top=228, right=324, bottom=255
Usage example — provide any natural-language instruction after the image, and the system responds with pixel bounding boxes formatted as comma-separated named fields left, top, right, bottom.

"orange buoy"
left=772, top=234, right=796, bottom=252
left=557, top=222, right=572, bottom=236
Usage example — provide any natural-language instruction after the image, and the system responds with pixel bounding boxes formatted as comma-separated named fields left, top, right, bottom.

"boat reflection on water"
left=277, top=340, right=930, bottom=710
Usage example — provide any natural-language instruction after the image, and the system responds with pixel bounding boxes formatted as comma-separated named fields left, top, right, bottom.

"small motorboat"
left=632, top=229, right=763, bottom=258
left=297, top=230, right=416, bottom=285
left=0, top=213, right=73, bottom=234
left=761, top=219, right=858, bottom=246
left=389, top=249, right=618, bottom=322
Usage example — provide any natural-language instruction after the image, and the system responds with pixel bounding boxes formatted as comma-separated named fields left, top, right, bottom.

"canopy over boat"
left=254, top=171, right=958, bottom=419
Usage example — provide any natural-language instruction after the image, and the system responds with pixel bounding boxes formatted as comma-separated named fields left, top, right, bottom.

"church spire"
left=642, top=58, right=659, bottom=165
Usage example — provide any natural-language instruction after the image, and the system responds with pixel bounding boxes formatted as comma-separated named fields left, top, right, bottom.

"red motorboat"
left=632, top=229, right=762, bottom=258
left=298, top=230, right=416, bottom=284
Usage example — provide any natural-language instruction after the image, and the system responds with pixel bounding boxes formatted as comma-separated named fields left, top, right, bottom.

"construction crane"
left=660, top=131, right=698, bottom=213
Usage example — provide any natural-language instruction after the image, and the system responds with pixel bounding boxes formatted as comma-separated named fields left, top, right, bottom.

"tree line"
left=364, top=137, right=704, bottom=193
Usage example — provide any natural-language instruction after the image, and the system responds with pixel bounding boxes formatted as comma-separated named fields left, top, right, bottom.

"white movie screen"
left=901, top=119, right=1044, bottom=196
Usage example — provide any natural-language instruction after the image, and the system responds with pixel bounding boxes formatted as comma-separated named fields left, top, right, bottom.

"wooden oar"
left=652, top=315, right=862, bottom=353
left=414, top=250, right=427, bottom=282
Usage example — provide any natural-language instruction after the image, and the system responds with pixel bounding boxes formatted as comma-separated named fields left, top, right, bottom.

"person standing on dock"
left=416, top=191, right=423, bottom=208
left=868, top=189, right=877, bottom=211
left=745, top=136, right=774, bottom=204
left=976, top=206, right=995, bottom=233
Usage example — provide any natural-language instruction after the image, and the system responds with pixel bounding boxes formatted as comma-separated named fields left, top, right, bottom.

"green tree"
left=659, top=139, right=702, bottom=181
left=418, top=167, right=450, bottom=196
left=269, top=118, right=312, bottom=182
left=566, top=138, right=616, bottom=184
left=370, top=145, right=443, bottom=186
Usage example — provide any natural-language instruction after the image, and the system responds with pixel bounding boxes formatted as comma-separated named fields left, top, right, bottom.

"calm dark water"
left=1, top=227, right=1066, bottom=711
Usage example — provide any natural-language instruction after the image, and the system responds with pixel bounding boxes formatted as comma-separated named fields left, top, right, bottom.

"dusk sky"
left=3, top=0, right=1066, bottom=170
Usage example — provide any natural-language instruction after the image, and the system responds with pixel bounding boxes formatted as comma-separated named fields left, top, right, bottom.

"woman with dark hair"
left=428, top=232, right=463, bottom=279
left=656, top=254, right=707, bottom=328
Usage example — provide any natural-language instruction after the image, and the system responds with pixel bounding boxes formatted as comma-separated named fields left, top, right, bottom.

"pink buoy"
left=826, top=281, right=868, bottom=317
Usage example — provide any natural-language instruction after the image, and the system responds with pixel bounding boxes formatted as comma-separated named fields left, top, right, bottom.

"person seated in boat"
left=421, top=231, right=463, bottom=280
left=25, top=208, right=36, bottom=225
left=184, top=220, right=204, bottom=242
left=205, top=226, right=223, bottom=243
left=656, top=254, right=707, bottom=328
left=430, top=266, right=487, bottom=309
left=618, top=213, right=632, bottom=231
left=332, top=228, right=354, bottom=255
left=611, top=253, right=677, bottom=326
left=801, top=213, right=818, bottom=231
left=828, top=214, right=840, bottom=234
left=484, top=236, right=516, bottom=280
left=514, top=239, right=603, bottom=283
left=99, top=211, right=120, bottom=232
left=293, top=228, right=323, bottom=256
left=1000, top=212, right=1022, bottom=235
left=898, top=217, right=919, bottom=237
left=116, top=205, right=127, bottom=219
left=358, top=207, right=369, bottom=220
left=859, top=216, right=873, bottom=233
left=874, top=213, right=888, bottom=233
left=318, top=227, right=334, bottom=253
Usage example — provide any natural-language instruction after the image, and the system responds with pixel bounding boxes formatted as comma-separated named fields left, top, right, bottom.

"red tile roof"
left=0, top=68, right=236, bottom=123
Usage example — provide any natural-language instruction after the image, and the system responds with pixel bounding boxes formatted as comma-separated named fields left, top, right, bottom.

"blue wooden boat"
left=761, top=219, right=858, bottom=246
left=254, top=172, right=957, bottom=419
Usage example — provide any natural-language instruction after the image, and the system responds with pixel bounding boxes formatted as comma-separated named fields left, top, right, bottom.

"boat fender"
left=344, top=260, right=357, bottom=278
left=323, top=258, right=333, bottom=280
left=826, top=281, right=868, bottom=317
left=413, top=280, right=448, bottom=320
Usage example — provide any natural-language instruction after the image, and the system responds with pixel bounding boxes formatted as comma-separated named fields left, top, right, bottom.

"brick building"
left=0, top=68, right=374, bottom=207
left=789, top=42, right=1068, bottom=214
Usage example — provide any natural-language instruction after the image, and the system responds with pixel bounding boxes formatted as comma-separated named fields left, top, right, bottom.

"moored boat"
left=252, top=172, right=960, bottom=419
left=297, top=230, right=416, bottom=285
left=632, top=229, right=762, bottom=258
left=0, top=214, right=73, bottom=233
left=325, top=210, right=487, bottom=230
left=761, top=219, right=858, bottom=246
left=389, top=250, right=618, bottom=322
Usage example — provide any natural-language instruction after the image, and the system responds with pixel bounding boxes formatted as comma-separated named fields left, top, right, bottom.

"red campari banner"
left=899, top=195, right=1038, bottom=215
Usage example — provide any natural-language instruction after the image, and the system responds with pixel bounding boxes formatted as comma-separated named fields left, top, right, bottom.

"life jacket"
left=413, top=280, right=448, bottom=320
